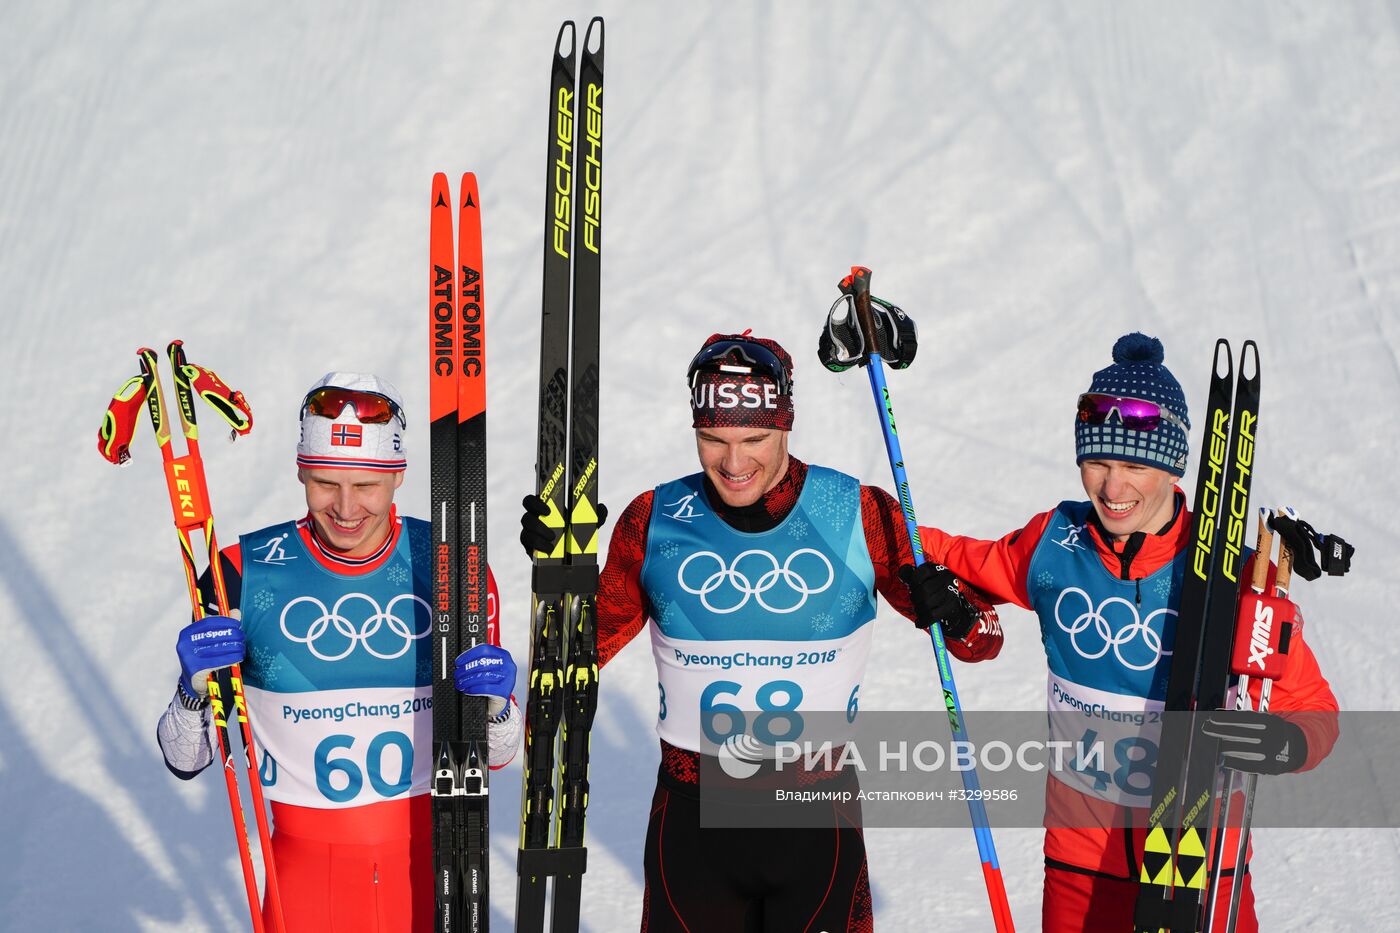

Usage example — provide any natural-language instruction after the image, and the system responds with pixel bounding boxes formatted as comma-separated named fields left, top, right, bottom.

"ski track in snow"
left=1, top=2, right=1397, bottom=930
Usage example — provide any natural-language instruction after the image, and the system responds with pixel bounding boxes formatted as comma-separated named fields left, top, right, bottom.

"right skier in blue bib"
left=874, top=333, right=1341, bottom=933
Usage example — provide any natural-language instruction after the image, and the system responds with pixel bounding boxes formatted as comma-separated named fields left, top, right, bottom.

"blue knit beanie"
left=1075, top=333, right=1190, bottom=477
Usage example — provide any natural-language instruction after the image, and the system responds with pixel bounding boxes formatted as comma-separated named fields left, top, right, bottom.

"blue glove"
left=454, top=643, right=516, bottom=718
left=176, top=614, right=245, bottom=698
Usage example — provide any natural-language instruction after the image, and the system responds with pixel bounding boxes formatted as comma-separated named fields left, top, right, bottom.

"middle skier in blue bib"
left=520, top=332, right=1005, bottom=932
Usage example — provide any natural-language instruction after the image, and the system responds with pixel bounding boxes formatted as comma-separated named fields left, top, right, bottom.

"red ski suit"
left=918, top=493, right=1339, bottom=933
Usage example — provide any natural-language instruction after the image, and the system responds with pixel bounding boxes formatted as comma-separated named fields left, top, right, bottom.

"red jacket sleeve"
left=1252, top=621, right=1339, bottom=772
left=917, top=509, right=1059, bottom=610
left=863, top=485, right=1002, bottom=662
left=596, top=490, right=655, bottom=669
left=1235, top=555, right=1340, bottom=772
left=487, top=565, right=500, bottom=646
left=195, top=543, right=244, bottom=617
left=860, top=486, right=916, bottom=619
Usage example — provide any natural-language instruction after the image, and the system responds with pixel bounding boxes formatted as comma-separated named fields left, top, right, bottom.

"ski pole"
left=99, top=344, right=279, bottom=932
left=1202, top=508, right=1273, bottom=930
left=165, top=341, right=288, bottom=933
left=1204, top=507, right=1295, bottom=933
left=831, top=265, right=1015, bottom=933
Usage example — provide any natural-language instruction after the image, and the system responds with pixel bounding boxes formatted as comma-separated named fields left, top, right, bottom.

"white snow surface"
left=3, top=2, right=1398, bottom=930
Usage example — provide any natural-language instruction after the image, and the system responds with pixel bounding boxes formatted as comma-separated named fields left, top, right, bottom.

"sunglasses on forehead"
left=686, top=339, right=793, bottom=396
left=301, top=387, right=406, bottom=428
left=1076, top=393, right=1186, bottom=432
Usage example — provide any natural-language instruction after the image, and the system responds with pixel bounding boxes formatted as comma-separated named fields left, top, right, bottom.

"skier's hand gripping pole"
left=828, top=267, right=1015, bottom=933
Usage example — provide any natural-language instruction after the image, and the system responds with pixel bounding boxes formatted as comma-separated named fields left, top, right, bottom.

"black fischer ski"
left=553, top=16, right=604, bottom=932
left=517, top=16, right=605, bottom=933
left=515, top=24, right=577, bottom=929
left=430, top=170, right=491, bottom=933
left=1165, top=340, right=1258, bottom=933
left=1134, top=340, right=1235, bottom=932
left=1134, top=340, right=1260, bottom=933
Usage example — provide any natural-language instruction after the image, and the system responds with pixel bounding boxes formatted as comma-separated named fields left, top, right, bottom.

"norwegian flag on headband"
left=330, top=424, right=363, bottom=447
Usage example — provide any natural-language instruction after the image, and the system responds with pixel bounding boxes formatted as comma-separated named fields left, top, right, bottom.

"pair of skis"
left=1133, top=339, right=1261, bottom=933
left=98, top=342, right=285, bottom=932
left=428, top=173, right=491, bottom=932
left=517, top=17, right=605, bottom=933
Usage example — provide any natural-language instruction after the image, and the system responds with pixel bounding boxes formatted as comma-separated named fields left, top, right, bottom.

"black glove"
left=1267, top=512, right=1354, bottom=580
left=1200, top=709, right=1309, bottom=776
left=818, top=295, right=918, bottom=373
left=519, top=494, right=608, bottom=557
left=899, top=563, right=977, bottom=641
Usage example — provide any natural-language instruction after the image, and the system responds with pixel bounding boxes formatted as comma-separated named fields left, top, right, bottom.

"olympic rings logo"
left=678, top=548, right=835, bottom=615
left=1053, top=587, right=1174, bottom=671
left=280, top=592, right=432, bottom=661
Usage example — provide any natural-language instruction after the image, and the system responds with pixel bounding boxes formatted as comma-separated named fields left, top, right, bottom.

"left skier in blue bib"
left=157, top=373, right=520, bottom=933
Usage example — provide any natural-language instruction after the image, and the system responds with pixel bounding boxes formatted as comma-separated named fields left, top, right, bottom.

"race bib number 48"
left=1047, top=674, right=1164, bottom=807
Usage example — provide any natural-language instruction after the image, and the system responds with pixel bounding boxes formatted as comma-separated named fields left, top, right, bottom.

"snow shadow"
left=0, top=515, right=249, bottom=930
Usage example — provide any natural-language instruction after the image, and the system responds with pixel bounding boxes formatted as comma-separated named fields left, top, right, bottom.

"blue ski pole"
left=834, top=265, right=1015, bottom=932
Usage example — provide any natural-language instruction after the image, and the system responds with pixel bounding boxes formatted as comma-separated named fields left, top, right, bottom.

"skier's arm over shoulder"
left=916, top=508, right=1060, bottom=610
left=596, top=490, right=655, bottom=669
left=861, top=485, right=1002, bottom=663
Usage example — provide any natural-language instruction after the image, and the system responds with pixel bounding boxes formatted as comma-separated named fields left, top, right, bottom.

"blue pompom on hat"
left=1075, top=333, right=1190, bottom=476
